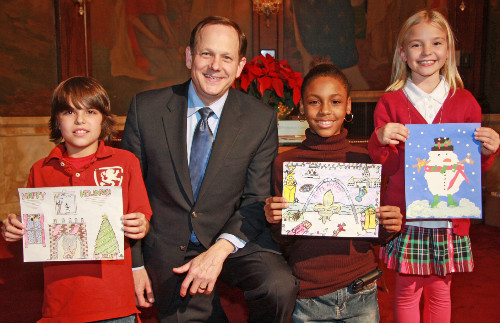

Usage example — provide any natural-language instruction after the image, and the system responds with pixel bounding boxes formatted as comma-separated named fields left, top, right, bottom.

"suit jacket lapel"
left=197, top=89, right=242, bottom=201
left=162, top=82, right=194, bottom=202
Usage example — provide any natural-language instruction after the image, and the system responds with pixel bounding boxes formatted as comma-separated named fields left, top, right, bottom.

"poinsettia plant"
left=238, top=54, right=303, bottom=119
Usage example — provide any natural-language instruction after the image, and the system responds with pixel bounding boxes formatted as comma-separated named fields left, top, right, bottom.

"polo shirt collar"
left=45, top=140, right=112, bottom=163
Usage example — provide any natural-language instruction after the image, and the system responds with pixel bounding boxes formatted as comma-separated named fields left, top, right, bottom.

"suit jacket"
left=121, top=80, right=281, bottom=310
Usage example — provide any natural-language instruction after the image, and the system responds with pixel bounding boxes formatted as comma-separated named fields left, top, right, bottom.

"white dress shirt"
left=404, top=76, right=449, bottom=124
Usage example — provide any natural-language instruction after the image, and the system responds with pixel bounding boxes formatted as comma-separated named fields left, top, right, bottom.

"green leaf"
left=262, top=89, right=273, bottom=105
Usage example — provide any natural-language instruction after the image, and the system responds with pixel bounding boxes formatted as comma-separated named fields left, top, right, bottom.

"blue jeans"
left=293, top=283, right=379, bottom=323
left=92, top=314, right=136, bottom=323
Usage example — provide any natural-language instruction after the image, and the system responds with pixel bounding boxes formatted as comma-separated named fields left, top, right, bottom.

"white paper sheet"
left=19, top=186, right=124, bottom=262
left=282, top=162, right=381, bottom=237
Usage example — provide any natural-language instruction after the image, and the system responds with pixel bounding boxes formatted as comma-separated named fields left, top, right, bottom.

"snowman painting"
left=418, top=137, right=474, bottom=207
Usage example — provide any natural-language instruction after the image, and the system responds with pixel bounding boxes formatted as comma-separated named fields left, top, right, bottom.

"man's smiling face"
left=185, top=23, right=246, bottom=106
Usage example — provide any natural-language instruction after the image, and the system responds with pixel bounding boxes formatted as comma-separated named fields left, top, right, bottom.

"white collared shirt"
left=404, top=76, right=449, bottom=124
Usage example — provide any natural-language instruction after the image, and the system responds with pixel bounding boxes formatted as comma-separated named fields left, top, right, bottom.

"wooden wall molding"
left=0, top=116, right=126, bottom=137
left=54, top=0, right=92, bottom=81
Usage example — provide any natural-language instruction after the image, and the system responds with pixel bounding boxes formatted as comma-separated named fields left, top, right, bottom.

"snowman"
left=422, top=137, right=472, bottom=208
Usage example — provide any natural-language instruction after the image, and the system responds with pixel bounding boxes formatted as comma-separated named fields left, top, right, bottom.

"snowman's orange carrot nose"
left=443, top=158, right=452, bottom=162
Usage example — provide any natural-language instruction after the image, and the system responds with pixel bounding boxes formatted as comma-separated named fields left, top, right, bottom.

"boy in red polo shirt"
left=2, top=77, right=152, bottom=323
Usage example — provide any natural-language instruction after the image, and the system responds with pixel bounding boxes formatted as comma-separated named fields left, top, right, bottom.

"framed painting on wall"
left=91, top=0, right=254, bottom=115
left=0, top=1, right=57, bottom=116
left=281, top=0, right=449, bottom=100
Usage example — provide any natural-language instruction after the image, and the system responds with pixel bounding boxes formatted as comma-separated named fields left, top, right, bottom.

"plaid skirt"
left=381, top=225, right=474, bottom=276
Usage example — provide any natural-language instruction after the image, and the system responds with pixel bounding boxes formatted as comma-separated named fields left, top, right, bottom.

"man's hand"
left=122, top=212, right=149, bottom=239
left=172, top=239, right=234, bottom=297
left=133, top=268, right=155, bottom=307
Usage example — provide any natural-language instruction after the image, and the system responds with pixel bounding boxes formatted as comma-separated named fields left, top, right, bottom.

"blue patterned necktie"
left=189, top=107, right=214, bottom=200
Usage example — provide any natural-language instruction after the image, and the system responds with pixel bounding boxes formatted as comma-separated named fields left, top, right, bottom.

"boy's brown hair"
left=49, top=76, right=116, bottom=144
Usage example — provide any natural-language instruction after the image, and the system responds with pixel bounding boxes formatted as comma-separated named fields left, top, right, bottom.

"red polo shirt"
left=29, top=141, right=152, bottom=323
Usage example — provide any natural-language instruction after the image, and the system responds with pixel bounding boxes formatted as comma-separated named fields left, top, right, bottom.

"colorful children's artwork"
left=282, top=162, right=382, bottom=237
left=405, top=123, right=482, bottom=219
left=19, top=186, right=124, bottom=262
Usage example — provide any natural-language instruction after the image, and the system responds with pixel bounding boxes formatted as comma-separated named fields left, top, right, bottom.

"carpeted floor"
left=1, top=224, right=498, bottom=323
left=377, top=223, right=500, bottom=323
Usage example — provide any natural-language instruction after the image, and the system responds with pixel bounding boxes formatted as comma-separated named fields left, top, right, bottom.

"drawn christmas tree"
left=94, top=215, right=120, bottom=259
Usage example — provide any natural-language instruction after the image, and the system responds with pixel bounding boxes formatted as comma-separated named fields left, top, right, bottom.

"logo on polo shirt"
left=94, top=166, right=123, bottom=186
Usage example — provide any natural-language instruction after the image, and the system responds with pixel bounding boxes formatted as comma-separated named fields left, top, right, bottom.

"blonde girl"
left=368, top=9, right=499, bottom=323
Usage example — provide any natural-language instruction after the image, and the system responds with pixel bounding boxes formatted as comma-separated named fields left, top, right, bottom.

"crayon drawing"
left=93, top=215, right=122, bottom=260
left=282, top=162, right=381, bottom=238
left=24, top=214, right=45, bottom=248
left=49, top=218, right=89, bottom=260
left=54, top=191, right=77, bottom=215
left=19, top=186, right=124, bottom=262
left=405, top=123, right=482, bottom=219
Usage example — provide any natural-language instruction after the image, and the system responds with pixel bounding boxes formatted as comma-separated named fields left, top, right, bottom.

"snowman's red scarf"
left=424, top=164, right=469, bottom=190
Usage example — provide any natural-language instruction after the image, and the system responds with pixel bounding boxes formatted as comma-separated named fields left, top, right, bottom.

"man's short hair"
left=189, top=16, right=247, bottom=59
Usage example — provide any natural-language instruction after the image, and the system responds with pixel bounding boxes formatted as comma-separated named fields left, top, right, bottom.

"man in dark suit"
left=121, top=16, right=298, bottom=323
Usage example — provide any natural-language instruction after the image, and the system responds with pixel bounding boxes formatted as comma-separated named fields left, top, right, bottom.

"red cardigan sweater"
left=271, top=128, right=394, bottom=298
left=368, top=89, right=498, bottom=236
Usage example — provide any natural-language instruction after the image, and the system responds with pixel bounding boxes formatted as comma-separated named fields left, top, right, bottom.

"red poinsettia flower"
left=237, top=54, right=303, bottom=118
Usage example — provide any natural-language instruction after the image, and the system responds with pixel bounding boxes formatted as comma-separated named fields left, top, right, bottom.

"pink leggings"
left=394, top=273, right=452, bottom=323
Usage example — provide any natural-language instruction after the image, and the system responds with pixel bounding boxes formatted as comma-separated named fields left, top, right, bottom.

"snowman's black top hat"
left=431, top=137, right=454, bottom=151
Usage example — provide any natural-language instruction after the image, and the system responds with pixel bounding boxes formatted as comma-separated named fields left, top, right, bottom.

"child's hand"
left=122, top=212, right=149, bottom=239
left=376, top=123, right=409, bottom=146
left=376, top=206, right=402, bottom=233
left=264, top=196, right=289, bottom=224
left=1, top=213, right=25, bottom=242
left=475, top=127, right=500, bottom=156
